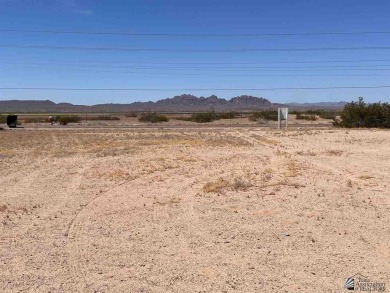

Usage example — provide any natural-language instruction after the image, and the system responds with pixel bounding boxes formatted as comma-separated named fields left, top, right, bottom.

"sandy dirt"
left=0, top=128, right=389, bottom=292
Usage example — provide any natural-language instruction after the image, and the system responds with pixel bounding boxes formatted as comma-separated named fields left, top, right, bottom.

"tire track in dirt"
left=65, top=162, right=195, bottom=291
left=65, top=130, right=275, bottom=291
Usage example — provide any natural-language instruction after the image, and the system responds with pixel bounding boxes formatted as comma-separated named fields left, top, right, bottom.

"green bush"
left=138, top=112, right=169, bottom=123
left=191, top=112, right=219, bottom=123
left=334, top=97, right=390, bottom=128
left=296, top=113, right=317, bottom=121
left=57, top=115, right=81, bottom=125
left=249, top=110, right=278, bottom=121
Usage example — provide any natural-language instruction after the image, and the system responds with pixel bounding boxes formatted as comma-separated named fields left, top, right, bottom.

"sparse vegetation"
left=57, top=115, right=82, bottom=125
left=249, top=110, right=278, bottom=122
left=358, top=175, right=375, bottom=180
left=176, top=111, right=238, bottom=123
left=87, top=115, right=120, bottom=121
left=296, top=113, right=317, bottom=121
left=334, top=97, right=390, bottom=128
left=23, top=117, right=50, bottom=123
left=125, top=112, right=138, bottom=117
left=191, top=111, right=219, bottom=123
left=203, top=176, right=252, bottom=193
left=218, top=112, right=239, bottom=119
left=0, top=115, right=7, bottom=123
left=138, top=112, right=169, bottom=123
left=0, top=204, right=8, bottom=212
left=318, top=111, right=337, bottom=120
left=174, top=116, right=192, bottom=121
left=326, top=149, right=343, bottom=156
left=291, top=110, right=337, bottom=120
left=232, top=177, right=252, bottom=191
left=296, top=150, right=316, bottom=156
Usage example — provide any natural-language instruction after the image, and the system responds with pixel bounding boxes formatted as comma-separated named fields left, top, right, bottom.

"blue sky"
left=1, top=0, right=390, bottom=104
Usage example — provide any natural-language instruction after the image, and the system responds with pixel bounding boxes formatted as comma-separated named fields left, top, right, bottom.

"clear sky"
left=1, top=0, right=390, bottom=105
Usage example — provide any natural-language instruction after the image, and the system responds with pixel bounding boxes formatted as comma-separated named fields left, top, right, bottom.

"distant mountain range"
left=0, top=94, right=347, bottom=113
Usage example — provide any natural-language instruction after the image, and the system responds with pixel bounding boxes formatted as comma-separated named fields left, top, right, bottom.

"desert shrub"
left=249, top=110, right=278, bottom=121
left=334, top=97, right=390, bottom=128
left=296, top=113, right=317, bottom=121
left=304, top=109, right=322, bottom=115
left=191, top=112, right=219, bottom=123
left=174, top=116, right=192, bottom=121
left=0, top=115, right=7, bottom=123
left=138, top=112, right=169, bottom=123
left=176, top=111, right=238, bottom=123
left=23, top=117, right=50, bottom=123
left=125, top=112, right=138, bottom=117
left=291, top=110, right=337, bottom=119
left=57, top=115, right=81, bottom=125
left=87, top=115, right=120, bottom=121
left=218, top=112, right=239, bottom=119
left=318, top=111, right=337, bottom=120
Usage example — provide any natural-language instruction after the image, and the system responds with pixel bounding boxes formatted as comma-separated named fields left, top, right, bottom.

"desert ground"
left=0, top=127, right=389, bottom=292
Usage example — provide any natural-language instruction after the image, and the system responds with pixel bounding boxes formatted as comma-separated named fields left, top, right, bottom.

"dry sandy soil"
left=0, top=127, right=389, bottom=292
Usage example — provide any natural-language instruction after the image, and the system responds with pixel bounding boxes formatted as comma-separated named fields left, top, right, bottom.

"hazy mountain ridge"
left=0, top=95, right=345, bottom=112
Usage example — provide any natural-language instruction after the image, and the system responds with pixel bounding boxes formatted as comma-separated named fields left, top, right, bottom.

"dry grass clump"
left=260, top=180, right=305, bottom=189
left=326, top=149, right=343, bottom=156
left=203, top=178, right=230, bottom=193
left=205, top=136, right=252, bottom=147
left=0, top=204, right=7, bottom=213
left=285, top=161, right=304, bottom=178
left=275, top=149, right=291, bottom=158
left=358, top=175, right=375, bottom=180
left=261, top=168, right=274, bottom=182
left=203, top=176, right=252, bottom=193
left=155, top=197, right=182, bottom=206
left=296, top=150, right=316, bottom=156
left=232, top=177, right=253, bottom=191
left=251, top=134, right=280, bottom=145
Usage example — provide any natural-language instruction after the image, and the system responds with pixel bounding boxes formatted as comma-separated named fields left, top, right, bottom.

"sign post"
left=278, top=108, right=289, bottom=129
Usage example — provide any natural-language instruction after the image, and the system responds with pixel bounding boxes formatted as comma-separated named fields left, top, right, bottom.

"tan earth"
left=0, top=127, right=389, bottom=292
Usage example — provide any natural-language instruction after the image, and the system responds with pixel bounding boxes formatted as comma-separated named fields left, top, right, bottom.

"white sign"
left=278, top=108, right=289, bottom=129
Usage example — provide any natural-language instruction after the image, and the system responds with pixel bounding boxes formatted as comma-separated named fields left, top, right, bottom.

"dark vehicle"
left=7, top=115, right=18, bottom=128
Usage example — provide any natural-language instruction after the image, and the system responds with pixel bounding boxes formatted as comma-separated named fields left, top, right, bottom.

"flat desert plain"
left=0, top=128, right=389, bottom=292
